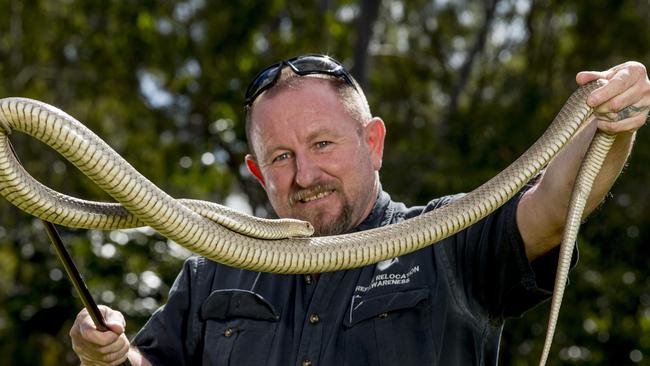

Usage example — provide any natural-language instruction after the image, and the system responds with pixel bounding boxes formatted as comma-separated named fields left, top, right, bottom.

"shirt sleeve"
left=131, top=257, right=203, bottom=366
left=433, top=190, right=578, bottom=321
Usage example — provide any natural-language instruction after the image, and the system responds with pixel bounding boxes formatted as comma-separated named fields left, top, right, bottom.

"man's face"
left=246, top=79, right=385, bottom=236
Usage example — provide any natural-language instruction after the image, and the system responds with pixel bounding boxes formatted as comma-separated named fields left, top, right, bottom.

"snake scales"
left=0, top=81, right=615, bottom=365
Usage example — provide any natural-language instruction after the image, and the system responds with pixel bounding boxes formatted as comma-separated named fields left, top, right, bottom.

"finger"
left=594, top=70, right=650, bottom=123
left=97, top=333, right=129, bottom=355
left=596, top=112, right=647, bottom=134
left=576, top=71, right=608, bottom=86
left=79, top=319, right=121, bottom=347
left=107, top=337, right=131, bottom=366
left=587, top=62, right=649, bottom=107
left=79, top=352, right=110, bottom=366
left=96, top=305, right=126, bottom=335
left=593, top=82, right=647, bottom=120
left=102, top=308, right=126, bottom=334
left=72, top=309, right=111, bottom=345
left=587, top=69, right=640, bottom=107
left=70, top=309, right=89, bottom=339
left=577, top=61, right=644, bottom=86
left=76, top=333, right=129, bottom=365
left=71, top=305, right=128, bottom=362
left=81, top=328, right=120, bottom=347
left=594, top=105, right=649, bottom=123
left=88, top=336, right=129, bottom=366
left=597, top=81, right=645, bottom=111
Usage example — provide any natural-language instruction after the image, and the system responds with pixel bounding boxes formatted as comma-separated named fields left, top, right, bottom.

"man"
left=70, top=54, right=649, bottom=365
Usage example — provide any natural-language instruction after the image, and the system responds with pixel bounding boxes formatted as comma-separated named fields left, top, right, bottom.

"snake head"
left=290, top=220, right=315, bottom=238
left=289, top=219, right=315, bottom=237
left=304, top=221, right=315, bottom=236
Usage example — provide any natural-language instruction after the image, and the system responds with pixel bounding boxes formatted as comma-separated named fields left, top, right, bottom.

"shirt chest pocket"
left=199, top=289, right=279, bottom=365
left=342, top=288, right=436, bottom=366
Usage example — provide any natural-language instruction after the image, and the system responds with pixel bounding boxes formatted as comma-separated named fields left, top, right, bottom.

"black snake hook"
left=8, top=140, right=132, bottom=366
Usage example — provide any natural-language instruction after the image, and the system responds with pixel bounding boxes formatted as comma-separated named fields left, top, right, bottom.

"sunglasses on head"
left=244, top=54, right=357, bottom=106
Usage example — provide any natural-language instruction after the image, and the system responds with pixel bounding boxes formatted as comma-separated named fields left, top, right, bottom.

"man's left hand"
left=576, top=61, right=649, bottom=134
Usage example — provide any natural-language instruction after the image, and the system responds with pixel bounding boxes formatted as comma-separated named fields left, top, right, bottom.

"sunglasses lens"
left=245, top=65, right=281, bottom=104
left=290, top=55, right=342, bottom=74
left=245, top=55, right=354, bottom=106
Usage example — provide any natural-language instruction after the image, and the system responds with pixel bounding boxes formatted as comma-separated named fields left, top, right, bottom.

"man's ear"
left=364, top=117, right=386, bottom=171
left=245, top=154, right=266, bottom=187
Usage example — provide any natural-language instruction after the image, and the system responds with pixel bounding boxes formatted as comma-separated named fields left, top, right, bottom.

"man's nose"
left=294, top=154, right=322, bottom=188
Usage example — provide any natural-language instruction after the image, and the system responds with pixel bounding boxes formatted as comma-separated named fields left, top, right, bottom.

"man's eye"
left=315, top=141, right=331, bottom=149
left=272, top=152, right=290, bottom=163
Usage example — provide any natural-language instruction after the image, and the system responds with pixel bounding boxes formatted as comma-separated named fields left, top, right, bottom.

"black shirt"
left=133, top=190, right=564, bottom=365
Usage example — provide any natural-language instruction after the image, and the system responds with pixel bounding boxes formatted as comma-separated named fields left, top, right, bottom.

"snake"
left=0, top=81, right=615, bottom=365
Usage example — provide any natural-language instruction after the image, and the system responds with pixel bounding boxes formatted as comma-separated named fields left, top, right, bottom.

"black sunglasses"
left=244, top=54, right=357, bottom=106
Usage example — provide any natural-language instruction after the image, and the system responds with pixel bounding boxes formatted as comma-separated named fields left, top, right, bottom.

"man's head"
left=244, top=54, right=386, bottom=236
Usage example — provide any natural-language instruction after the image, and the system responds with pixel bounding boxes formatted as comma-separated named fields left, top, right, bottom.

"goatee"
left=311, top=203, right=354, bottom=236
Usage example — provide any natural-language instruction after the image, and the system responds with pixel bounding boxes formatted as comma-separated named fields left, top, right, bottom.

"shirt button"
left=223, top=327, right=234, bottom=337
left=309, top=313, right=320, bottom=324
left=302, top=359, right=312, bottom=366
left=304, top=275, right=313, bottom=285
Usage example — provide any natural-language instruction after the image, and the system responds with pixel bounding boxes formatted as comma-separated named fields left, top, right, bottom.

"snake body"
left=0, top=81, right=612, bottom=365
left=0, top=161, right=314, bottom=239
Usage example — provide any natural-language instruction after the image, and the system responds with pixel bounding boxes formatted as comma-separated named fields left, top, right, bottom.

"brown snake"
left=0, top=81, right=615, bottom=365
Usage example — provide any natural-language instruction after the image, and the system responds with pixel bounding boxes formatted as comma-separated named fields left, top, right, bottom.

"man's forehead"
left=250, top=79, right=341, bottom=125
left=257, top=73, right=338, bottom=103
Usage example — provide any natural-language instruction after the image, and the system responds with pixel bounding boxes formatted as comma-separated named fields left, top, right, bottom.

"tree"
left=0, top=1, right=648, bottom=365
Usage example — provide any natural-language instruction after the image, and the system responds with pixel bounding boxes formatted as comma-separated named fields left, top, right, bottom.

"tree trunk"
left=441, top=0, right=499, bottom=147
left=352, top=0, right=381, bottom=90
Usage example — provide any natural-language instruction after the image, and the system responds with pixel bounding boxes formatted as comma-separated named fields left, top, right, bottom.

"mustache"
left=289, top=183, right=339, bottom=206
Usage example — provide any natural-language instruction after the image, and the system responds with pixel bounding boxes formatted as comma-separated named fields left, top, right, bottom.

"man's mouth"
left=290, top=185, right=336, bottom=206
left=299, top=190, right=333, bottom=203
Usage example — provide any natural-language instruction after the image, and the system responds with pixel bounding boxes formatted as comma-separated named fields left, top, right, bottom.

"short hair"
left=244, top=67, right=372, bottom=157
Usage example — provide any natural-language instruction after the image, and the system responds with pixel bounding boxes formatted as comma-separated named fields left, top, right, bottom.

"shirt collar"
left=352, top=189, right=392, bottom=232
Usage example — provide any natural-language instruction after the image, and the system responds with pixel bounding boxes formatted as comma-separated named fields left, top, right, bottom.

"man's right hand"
left=69, top=306, right=130, bottom=366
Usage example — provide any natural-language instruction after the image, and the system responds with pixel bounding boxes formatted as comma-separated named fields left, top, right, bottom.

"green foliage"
left=0, top=0, right=648, bottom=365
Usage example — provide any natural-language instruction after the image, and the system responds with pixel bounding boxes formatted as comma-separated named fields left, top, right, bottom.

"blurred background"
left=0, top=0, right=648, bottom=365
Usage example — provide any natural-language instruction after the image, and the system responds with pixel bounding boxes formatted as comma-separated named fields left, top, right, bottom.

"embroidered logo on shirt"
left=354, top=265, right=420, bottom=293
left=376, top=257, right=399, bottom=271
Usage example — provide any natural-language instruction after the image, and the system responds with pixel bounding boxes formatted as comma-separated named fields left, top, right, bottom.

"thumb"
left=106, top=321, right=125, bottom=335
left=100, top=306, right=126, bottom=334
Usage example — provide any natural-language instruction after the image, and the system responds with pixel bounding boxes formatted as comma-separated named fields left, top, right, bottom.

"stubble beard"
left=288, top=183, right=356, bottom=236
left=309, top=202, right=354, bottom=236
left=288, top=196, right=354, bottom=236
